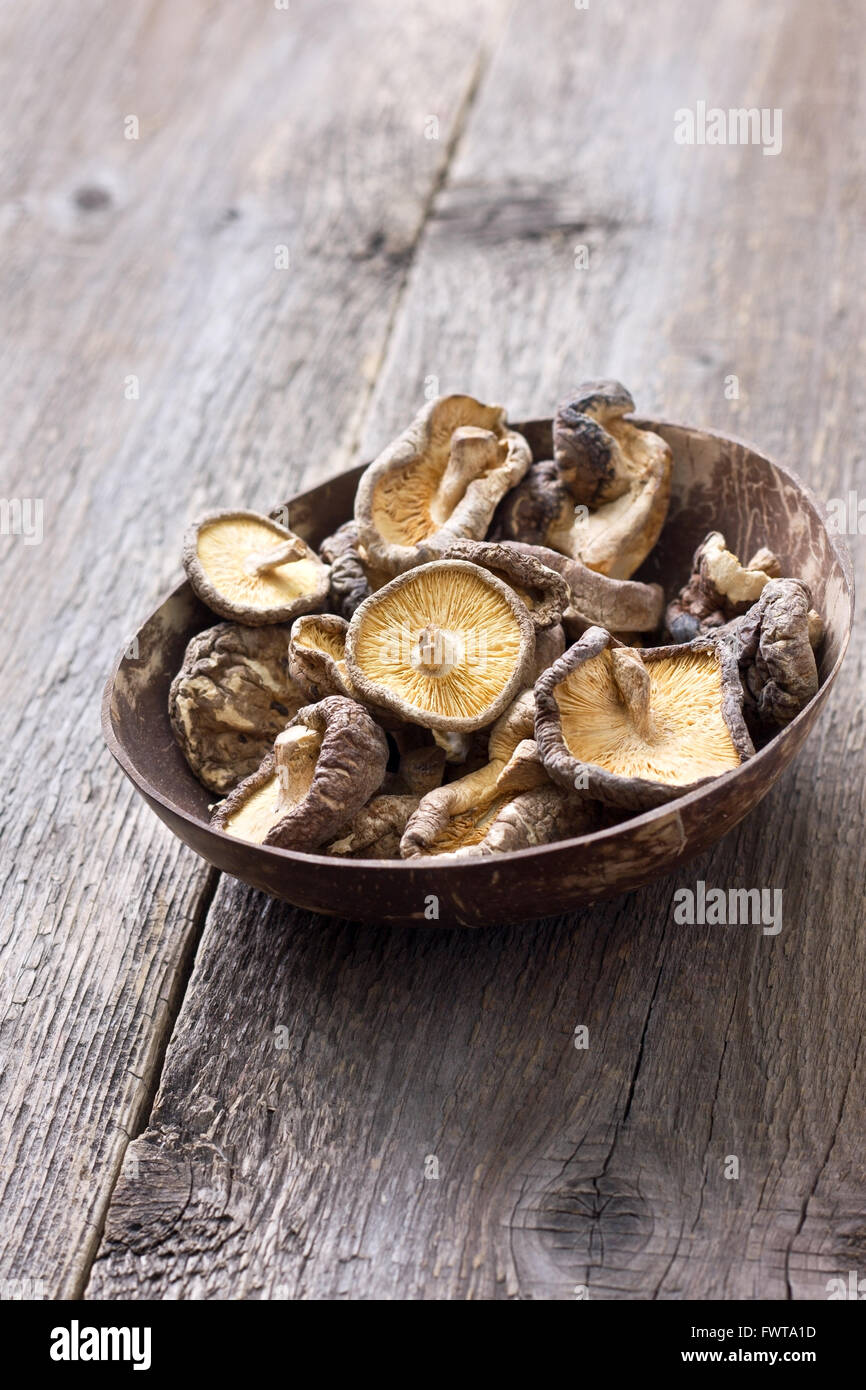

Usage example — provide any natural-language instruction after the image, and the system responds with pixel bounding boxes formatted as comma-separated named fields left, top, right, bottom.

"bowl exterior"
left=103, top=420, right=853, bottom=928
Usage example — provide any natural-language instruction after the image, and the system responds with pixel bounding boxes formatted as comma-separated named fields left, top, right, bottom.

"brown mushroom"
left=459, top=783, right=602, bottom=856
left=535, top=626, right=754, bottom=812
left=724, top=578, right=822, bottom=727
left=433, top=538, right=570, bottom=680
left=319, top=520, right=374, bottom=619
left=169, top=621, right=305, bottom=794
left=183, top=509, right=330, bottom=625
left=355, top=395, right=531, bottom=575
left=400, top=692, right=545, bottom=857
left=493, top=381, right=672, bottom=579
left=288, top=613, right=354, bottom=700
left=324, top=793, right=419, bottom=859
left=345, top=559, right=536, bottom=734
left=434, top=538, right=569, bottom=631
left=502, top=540, right=664, bottom=640
left=211, top=695, right=388, bottom=849
left=388, top=738, right=448, bottom=795
left=665, top=530, right=781, bottom=643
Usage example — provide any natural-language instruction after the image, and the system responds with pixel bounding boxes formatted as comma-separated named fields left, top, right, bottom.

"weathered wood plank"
left=91, top=0, right=865, bottom=1299
left=0, top=0, right=502, bottom=1298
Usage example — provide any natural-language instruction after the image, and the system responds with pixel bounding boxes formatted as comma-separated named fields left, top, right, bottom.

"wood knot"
left=74, top=185, right=112, bottom=212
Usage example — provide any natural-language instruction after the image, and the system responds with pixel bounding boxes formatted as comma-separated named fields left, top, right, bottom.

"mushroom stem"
left=411, top=624, right=462, bottom=678
left=610, top=647, right=654, bottom=740
left=245, top=536, right=307, bottom=575
left=433, top=427, right=500, bottom=521
left=274, top=725, right=322, bottom=809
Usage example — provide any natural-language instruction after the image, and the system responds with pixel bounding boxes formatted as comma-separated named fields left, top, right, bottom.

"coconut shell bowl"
left=102, top=419, right=854, bottom=927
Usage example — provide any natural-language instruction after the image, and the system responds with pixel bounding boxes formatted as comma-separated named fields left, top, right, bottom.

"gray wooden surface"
left=1, top=0, right=863, bottom=1301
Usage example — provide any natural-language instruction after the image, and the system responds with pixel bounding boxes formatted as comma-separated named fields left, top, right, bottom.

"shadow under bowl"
left=102, top=418, right=854, bottom=927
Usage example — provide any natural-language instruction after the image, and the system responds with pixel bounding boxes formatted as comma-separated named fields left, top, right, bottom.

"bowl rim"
left=102, top=416, right=855, bottom=875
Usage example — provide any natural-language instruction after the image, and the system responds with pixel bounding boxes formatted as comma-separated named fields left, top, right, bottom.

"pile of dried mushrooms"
left=170, top=381, right=824, bottom=858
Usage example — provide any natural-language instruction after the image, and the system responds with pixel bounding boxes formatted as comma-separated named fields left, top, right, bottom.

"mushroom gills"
left=196, top=515, right=325, bottom=613
left=554, top=647, right=741, bottom=785
left=349, top=563, right=528, bottom=724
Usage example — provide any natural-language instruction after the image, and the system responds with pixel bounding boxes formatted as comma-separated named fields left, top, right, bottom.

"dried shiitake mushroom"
left=493, top=381, right=672, bottom=579
left=502, top=541, right=664, bottom=640
left=355, top=395, right=531, bottom=575
left=288, top=613, right=354, bottom=700
left=169, top=621, right=305, bottom=794
left=725, top=578, right=822, bottom=728
left=212, top=695, right=388, bottom=849
left=435, top=538, right=569, bottom=631
left=387, top=738, right=447, bottom=795
left=345, top=559, right=535, bottom=733
left=184, top=510, right=330, bottom=625
left=459, top=783, right=601, bottom=857
left=535, top=626, right=754, bottom=812
left=400, top=692, right=546, bottom=857
left=319, top=520, right=373, bottom=619
left=435, top=538, right=570, bottom=679
left=324, top=794, right=419, bottom=859
left=665, top=530, right=781, bottom=643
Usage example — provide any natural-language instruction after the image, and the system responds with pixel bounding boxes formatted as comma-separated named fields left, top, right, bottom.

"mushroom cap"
left=183, top=509, right=330, bottom=625
left=459, top=783, right=601, bottom=857
left=725, top=577, right=821, bottom=727
left=319, top=520, right=373, bottom=619
left=548, top=386, right=672, bottom=578
left=355, top=395, right=531, bottom=574
left=553, top=380, right=637, bottom=506
left=434, top=537, right=570, bottom=631
left=502, top=540, right=664, bottom=637
left=492, top=382, right=672, bottom=580
left=665, top=530, right=781, bottom=643
left=211, top=695, right=388, bottom=849
left=324, top=793, right=420, bottom=859
left=288, top=612, right=354, bottom=700
left=168, top=621, right=305, bottom=793
left=535, top=626, right=754, bottom=812
left=345, top=559, right=536, bottom=732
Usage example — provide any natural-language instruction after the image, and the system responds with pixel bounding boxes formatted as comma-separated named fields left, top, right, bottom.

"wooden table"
left=1, top=0, right=863, bottom=1301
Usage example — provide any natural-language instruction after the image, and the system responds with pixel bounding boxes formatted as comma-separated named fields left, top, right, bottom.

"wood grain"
left=87, top=0, right=865, bottom=1300
left=0, top=0, right=504, bottom=1298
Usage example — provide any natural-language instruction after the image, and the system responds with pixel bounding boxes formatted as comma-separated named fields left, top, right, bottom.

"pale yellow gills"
left=197, top=516, right=324, bottom=612
left=555, top=647, right=740, bottom=785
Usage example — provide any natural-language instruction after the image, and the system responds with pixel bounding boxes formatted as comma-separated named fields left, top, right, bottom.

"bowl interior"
left=105, top=419, right=853, bottom=870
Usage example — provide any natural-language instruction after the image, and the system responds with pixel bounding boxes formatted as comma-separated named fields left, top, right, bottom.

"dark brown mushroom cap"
left=212, top=695, right=389, bottom=850
left=433, top=537, right=570, bottom=631
left=553, top=380, right=636, bottom=506
left=724, top=578, right=821, bottom=727
left=490, top=458, right=567, bottom=547
left=354, top=394, right=531, bottom=575
left=288, top=613, right=354, bottom=700
left=344, top=559, right=536, bottom=733
left=535, top=626, right=754, bottom=812
left=169, top=621, right=305, bottom=794
left=324, top=793, right=419, bottom=859
left=319, top=520, right=373, bottom=619
left=665, top=531, right=781, bottom=643
left=493, top=381, right=672, bottom=579
left=501, top=541, right=664, bottom=637
left=183, top=509, right=330, bottom=625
